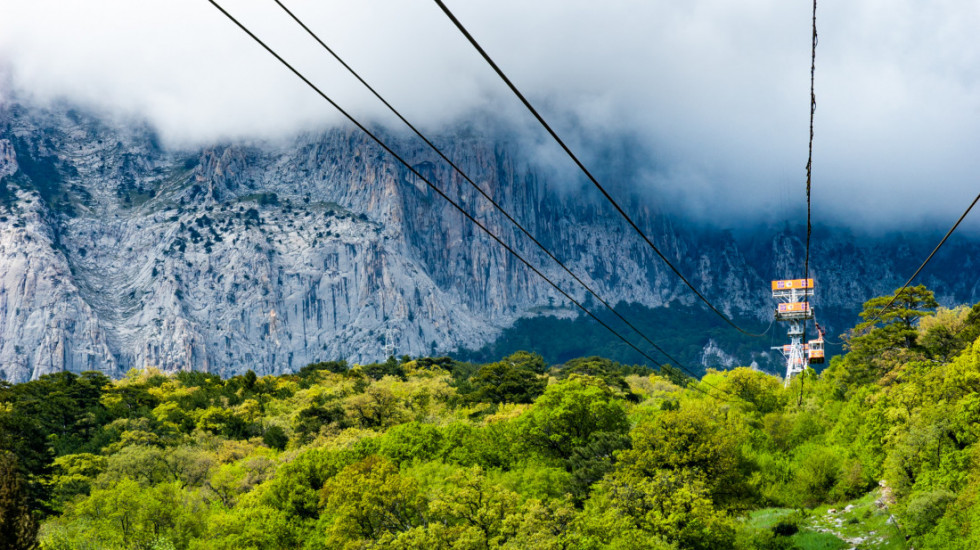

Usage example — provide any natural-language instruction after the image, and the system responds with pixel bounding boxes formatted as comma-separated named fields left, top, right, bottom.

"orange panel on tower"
left=782, top=344, right=810, bottom=353
left=771, top=279, right=815, bottom=291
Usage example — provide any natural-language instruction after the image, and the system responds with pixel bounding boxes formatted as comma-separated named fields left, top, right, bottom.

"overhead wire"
left=799, top=0, right=818, bottom=406
left=431, top=0, right=770, bottom=338
left=271, top=0, right=696, bottom=375
left=205, top=0, right=740, bottom=403
left=861, top=191, right=980, bottom=329
left=822, top=334, right=846, bottom=346
left=803, top=0, right=817, bottom=294
left=758, top=316, right=776, bottom=337
left=768, top=316, right=778, bottom=371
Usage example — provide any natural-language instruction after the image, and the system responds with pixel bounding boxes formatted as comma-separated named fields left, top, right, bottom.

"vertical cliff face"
left=0, top=187, right=117, bottom=381
left=0, top=103, right=499, bottom=381
left=0, top=101, right=977, bottom=382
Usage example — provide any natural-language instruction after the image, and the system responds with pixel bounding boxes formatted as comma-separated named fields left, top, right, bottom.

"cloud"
left=1, top=0, right=977, bottom=230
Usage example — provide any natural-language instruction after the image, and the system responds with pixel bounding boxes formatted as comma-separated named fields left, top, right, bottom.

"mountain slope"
left=0, top=100, right=977, bottom=381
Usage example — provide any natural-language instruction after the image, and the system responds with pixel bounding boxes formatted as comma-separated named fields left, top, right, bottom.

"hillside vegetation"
left=1, top=286, right=980, bottom=549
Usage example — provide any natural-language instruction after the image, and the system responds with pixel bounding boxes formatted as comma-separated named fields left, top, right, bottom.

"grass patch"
left=787, top=531, right=849, bottom=549
left=743, top=491, right=908, bottom=549
left=807, top=491, right=907, bottom=550
left=746, top=507, right=796, bottom=530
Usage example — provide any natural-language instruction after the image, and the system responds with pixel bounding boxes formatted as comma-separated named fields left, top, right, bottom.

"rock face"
left=0, top=100, right=977, bottom=382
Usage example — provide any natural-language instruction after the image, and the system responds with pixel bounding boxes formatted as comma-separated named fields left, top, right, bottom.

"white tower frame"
left=383, top=328, right=395, bottom=359
left=771, top=280, right=814, bottom=387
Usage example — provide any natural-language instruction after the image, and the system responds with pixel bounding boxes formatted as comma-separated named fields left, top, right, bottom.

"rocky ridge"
left=0, top=100, right=977, bottom=382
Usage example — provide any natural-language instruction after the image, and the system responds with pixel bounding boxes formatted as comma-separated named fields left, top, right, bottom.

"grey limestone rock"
left=0, top=100, right=977, bottom=382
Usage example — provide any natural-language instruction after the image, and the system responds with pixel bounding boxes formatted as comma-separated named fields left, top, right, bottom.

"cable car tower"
left=771, top=279, right=815, bottom=386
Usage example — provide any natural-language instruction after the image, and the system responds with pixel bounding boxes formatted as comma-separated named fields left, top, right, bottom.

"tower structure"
left=771, top=278, right=814, bottom=386
left=383, top=328, right=395, bottom=358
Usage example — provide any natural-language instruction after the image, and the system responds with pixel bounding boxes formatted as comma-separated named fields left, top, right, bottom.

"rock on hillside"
left=0, top=100, right=977, bottom=381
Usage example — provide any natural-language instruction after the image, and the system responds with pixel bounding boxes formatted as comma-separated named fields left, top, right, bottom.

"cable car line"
left=803, top=0, right=817, bottom=296
left=271, top=0, right=692, bottom=372
left=205, top=0, right=739, bottom=402
left=799, top=0, right=818, bottom=405
left=431, top=0, right=769, bottom=339
left=862, top=191, right=980, bottom=329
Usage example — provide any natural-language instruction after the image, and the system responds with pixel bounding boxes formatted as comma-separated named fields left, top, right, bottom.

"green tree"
left=659, top=364, right=694, bottom=388
left=296, top=360, right=349, bottom=388
left=259, top=446, right=367, bottom=519
left=0, top=453, right=38, bottom=550
left=843, top=285, right=939, bottom=384
left=292, top=403, right=346, bottom=442
left=519, top=376, right=630, bottom=461
left=566, top=430, right=631, bottom=502
left=261, top=425, right=289, bottom=451
left=558, top=356, right=642, bottom=399
left=48, top=453, right=107, bottom=510
left=499, top=498, right=578, bottom=550
left=102, top=382, right=161, bottom=420
left=582, top=469, right=733, bottom=549
left=425, top=467, right=521, bottom=547
left=316, top=456, right=428, bottom=546
left=500, top=351, right=548, bottom=374
left=0, top=370, right=113, bottom=507
left=918, top=306, right=975, bottom=363
left=242, top=369, right=258, bottom=391
left=703, top=367, right=786, bottom=415
left=360, top=357, right=407, bottom=381
left=467, top=361, right=545, bottom=404
left=100, top=444, right=212, bottom=489
left=190, top=504, right=298, bottom=550
left=195, top=407, right=249, bottom=439
left=376, top=422, right=444, bottom=465
left=854, top=285, right=940, bottom=342
left=959, top=302, right=980, bottom=346
left=343, top=383, right=407, bottom=429
left=789, top=443, right=849, bottom=506
left=46, top=478, right=206, bottom=550
left=619, top=400, right=751, bottom=507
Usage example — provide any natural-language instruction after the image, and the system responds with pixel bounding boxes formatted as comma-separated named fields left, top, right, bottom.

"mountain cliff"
left=1, top=100, right=977, bottom=382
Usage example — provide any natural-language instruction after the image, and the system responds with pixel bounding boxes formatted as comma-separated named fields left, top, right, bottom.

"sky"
left=0, top=0, right=978, bottom=231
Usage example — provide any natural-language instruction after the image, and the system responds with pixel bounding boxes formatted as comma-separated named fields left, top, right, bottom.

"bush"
left=904, top=489, right=956, bottom=537
left=771, top=510, right=807, bottom=537
left=791, top=444, right=845, bottom=506
left=262, top=426, right=288, bottom=451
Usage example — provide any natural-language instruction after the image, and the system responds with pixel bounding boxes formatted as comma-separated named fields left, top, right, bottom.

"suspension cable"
left=799, top=0, right=818, bottom=407
left=862, top=191, right=980, bottom=329
left=272, top=0, right=695, bottom=373
left=432, top=0, right=769, bottom=338
left=205, top=0, right=739, bottom=402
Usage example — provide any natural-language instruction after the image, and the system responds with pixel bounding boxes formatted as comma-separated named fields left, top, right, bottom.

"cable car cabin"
left=775, top=301, right=813, bottom=320
left=807, top=337, right=825, bottom=364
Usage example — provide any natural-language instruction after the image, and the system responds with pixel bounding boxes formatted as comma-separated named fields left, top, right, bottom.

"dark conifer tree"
left=0, top=453, right=38, bottom=550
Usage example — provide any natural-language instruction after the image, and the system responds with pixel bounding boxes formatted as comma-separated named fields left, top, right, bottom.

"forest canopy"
left=1, top=286, right=979, bottom=549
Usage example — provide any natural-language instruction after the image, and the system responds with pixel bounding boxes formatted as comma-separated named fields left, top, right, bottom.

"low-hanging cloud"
left=1, top=0, right=977, bottom=230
